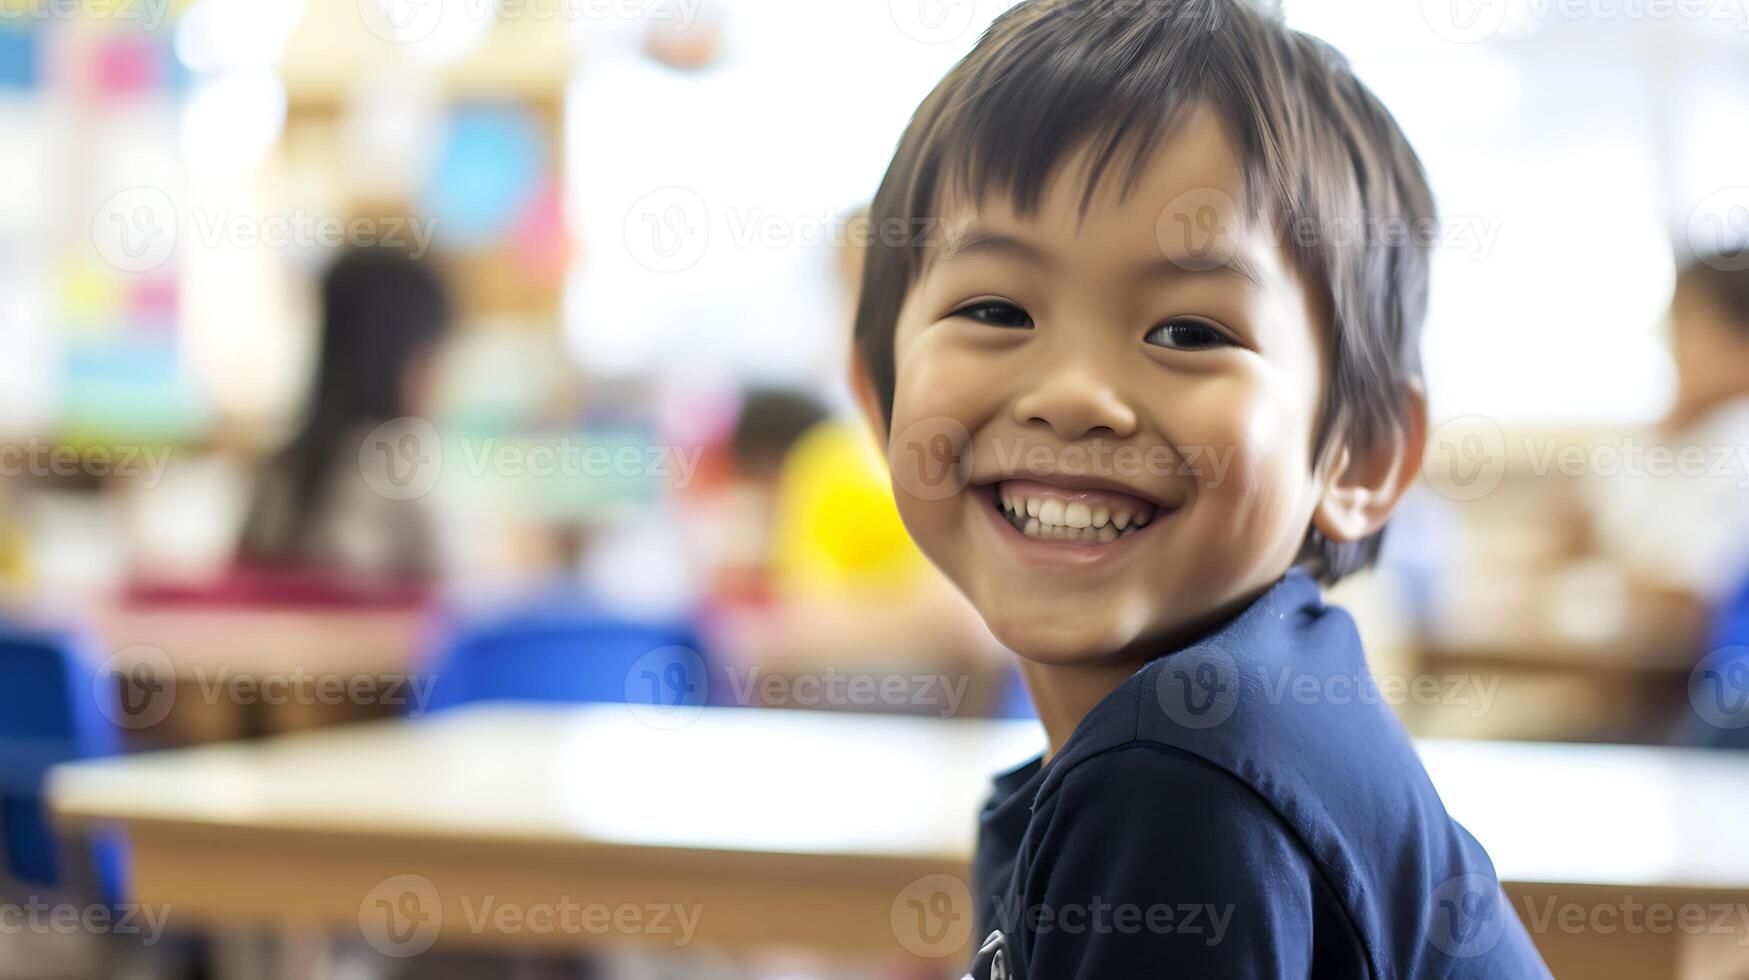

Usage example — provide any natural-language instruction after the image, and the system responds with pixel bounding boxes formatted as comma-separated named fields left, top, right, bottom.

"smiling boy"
left=851, top=0, right=1550, bottom=976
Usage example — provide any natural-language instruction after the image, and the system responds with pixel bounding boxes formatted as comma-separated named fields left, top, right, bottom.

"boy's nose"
left=1011, top=367, right=1140, bottom=442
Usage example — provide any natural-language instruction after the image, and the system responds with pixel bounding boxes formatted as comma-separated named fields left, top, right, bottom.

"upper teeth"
left=998, top=486, right=1156, bottom=539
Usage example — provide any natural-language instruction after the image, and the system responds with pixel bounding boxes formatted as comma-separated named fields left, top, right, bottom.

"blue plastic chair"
left=422, top=607, right=712, bottom=714
left=1713, top=574, right=1749, bottom=654
left=993, top=664, right=1037, bottom=720
left=0, top=625, right=127, bottom=901
left=1693, top=573, right=1749, bottom=749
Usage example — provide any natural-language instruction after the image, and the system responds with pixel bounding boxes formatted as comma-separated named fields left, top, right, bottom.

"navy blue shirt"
left=968, top=571, right=1550, bottom=979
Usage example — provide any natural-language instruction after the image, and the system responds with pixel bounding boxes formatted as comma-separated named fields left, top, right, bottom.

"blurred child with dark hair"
left=701, top=384, right=998, bottom=715
left=237, top=244, right=452, bottom=586
left=1592, top=254, right=1749, bottom=624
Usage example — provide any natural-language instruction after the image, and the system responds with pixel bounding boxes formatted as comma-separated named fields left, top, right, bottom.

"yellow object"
left=773, top=421, right=927, bottom=596
left=60, top=258, right=124, bottom=330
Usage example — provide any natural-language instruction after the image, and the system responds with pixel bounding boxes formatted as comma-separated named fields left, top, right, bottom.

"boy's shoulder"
left=1034, top=570, right=1428, bottom=813
left=998, top=572, right=1550, bottom=976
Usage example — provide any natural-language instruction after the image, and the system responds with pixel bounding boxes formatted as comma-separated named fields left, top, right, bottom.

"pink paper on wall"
left=511, top=178, right=568, bottom=288
left=93, top=35, right=163, bottom=98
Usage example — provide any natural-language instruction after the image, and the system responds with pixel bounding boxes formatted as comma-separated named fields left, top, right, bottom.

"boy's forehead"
left=922, top=106, right=1296, bottom=300
left=926, top=105, right=1262, bottom=267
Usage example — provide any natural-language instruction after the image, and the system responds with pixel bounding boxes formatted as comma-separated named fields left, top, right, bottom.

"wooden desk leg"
left=211, top=930, right=273, bottom=980
left=274, top=930, right=332, bottom=980
left=1680, top=927, right=1749, bottom=980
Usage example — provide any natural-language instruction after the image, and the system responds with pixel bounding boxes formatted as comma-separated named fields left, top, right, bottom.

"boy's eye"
left=1145, top=318, right=1234, bottom=351
left=950, top=300, right=1034, bottom=329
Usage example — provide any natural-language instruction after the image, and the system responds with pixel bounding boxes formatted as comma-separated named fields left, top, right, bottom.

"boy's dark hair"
left=1677, top=254, right=1749, bottom=332
left=853, top=0, right=1436, bottom=583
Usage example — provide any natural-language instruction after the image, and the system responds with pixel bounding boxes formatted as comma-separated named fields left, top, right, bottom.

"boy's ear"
left=1311, top=382, right=1428, bottom=544
left=849, top=348, right=889, bottom=446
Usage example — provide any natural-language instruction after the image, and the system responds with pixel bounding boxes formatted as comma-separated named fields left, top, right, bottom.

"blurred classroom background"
left=1, top=0, right=1748, bottom=978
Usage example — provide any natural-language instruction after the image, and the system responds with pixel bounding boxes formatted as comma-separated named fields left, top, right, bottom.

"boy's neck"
left=1019, top=657, right=1151, bottom=764
left=1018, top=580, right=1284, bottom=762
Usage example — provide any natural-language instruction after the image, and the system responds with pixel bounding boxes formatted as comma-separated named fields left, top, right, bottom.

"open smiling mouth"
left=988, top=478, right=1163, bottom=546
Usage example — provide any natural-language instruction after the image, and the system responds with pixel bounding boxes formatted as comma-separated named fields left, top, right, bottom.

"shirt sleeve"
left=1014, top=744, right=1355, bottom=979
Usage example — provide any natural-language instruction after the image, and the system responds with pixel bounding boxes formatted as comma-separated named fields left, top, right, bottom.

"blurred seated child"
left=1591, top=253, right=1749, bottom=628
left=704, top=388, right=999, bottom=715
left=236, top=245, right=452, bottom=587
left=708, top=387, right=833, bottom=602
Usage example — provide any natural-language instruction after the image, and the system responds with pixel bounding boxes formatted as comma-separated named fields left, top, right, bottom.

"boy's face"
left=873, top=106, right=1336, bottom=665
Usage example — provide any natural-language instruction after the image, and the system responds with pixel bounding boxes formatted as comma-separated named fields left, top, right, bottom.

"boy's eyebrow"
left=922, top=225, right=1274, bottom=293
left=1137, top=251, right=1272, bottom=293
left=923, top=228, right=1058, bottom=275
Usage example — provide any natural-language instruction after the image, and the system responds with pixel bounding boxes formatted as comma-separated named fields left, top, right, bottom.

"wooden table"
left=93, top=605, right=429, bottom=741
left=48, top=704, right=1749, bottom=977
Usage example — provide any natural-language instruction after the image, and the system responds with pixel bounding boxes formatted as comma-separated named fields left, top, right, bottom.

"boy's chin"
left=983, top=606, right=1151, bottom=667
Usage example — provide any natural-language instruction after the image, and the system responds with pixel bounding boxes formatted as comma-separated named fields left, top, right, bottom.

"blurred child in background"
left=1592, top=255, right=1749, bottom=620
left=237, top=245, right=452, bottom=587
left=701, top=386, right=999, bottom=715
left=1587, top=253, right=1749, bottom=743
left=708, top=387, right=833, bottom=603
